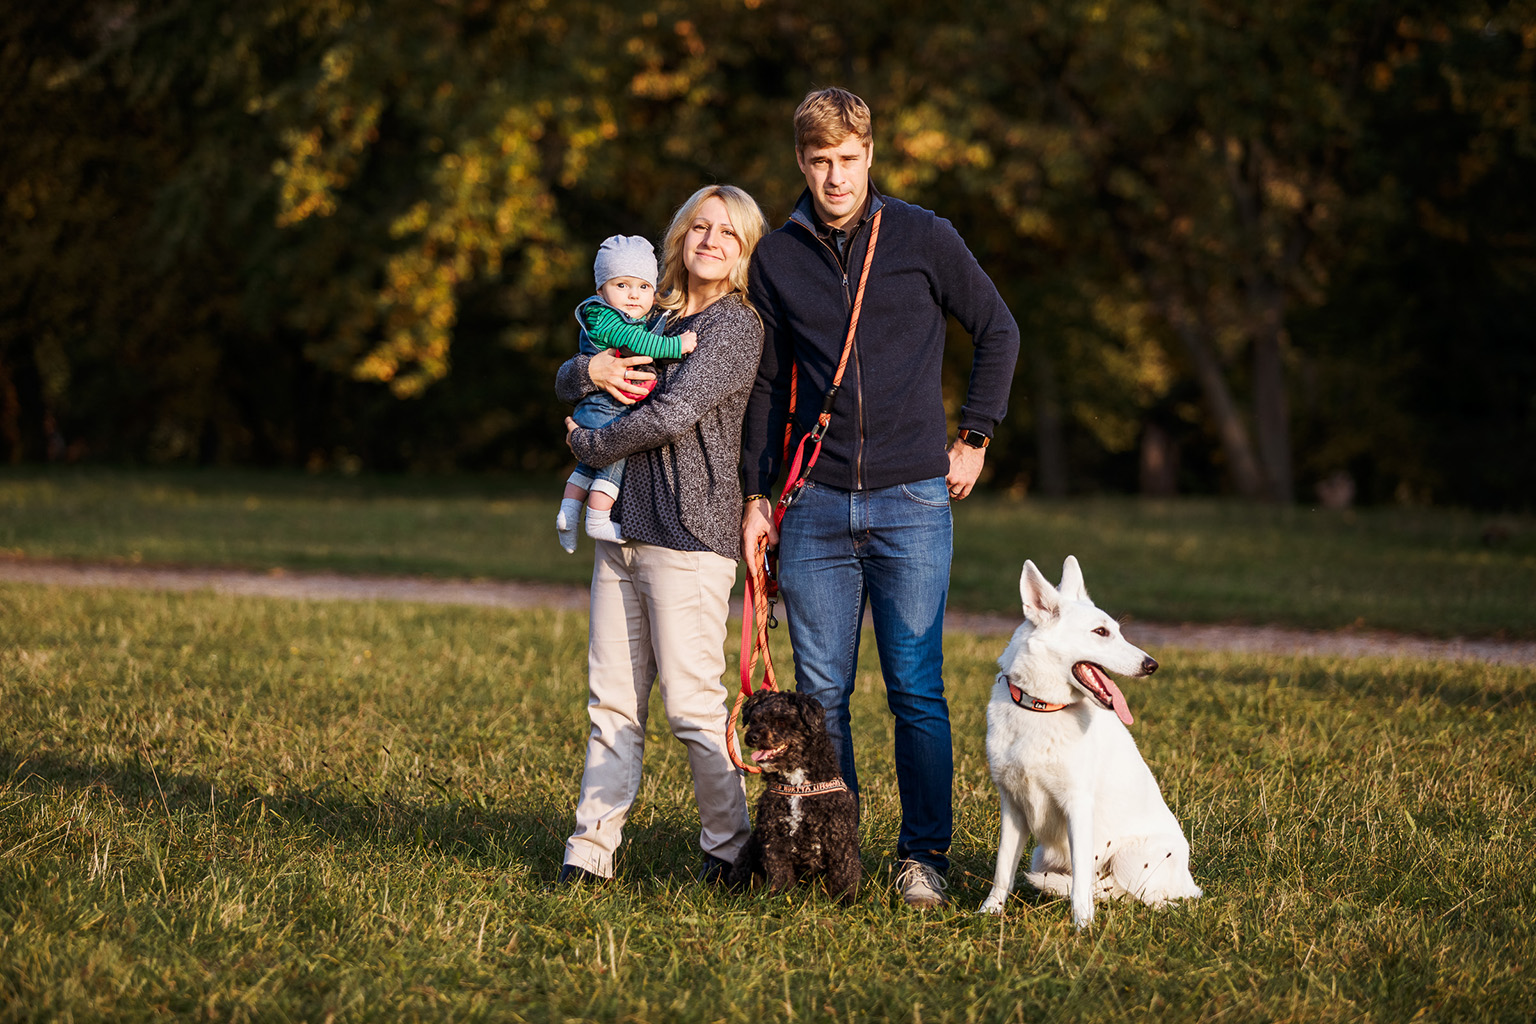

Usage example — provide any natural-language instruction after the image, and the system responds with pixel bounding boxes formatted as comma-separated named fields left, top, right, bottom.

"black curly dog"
left=729, top=690, right=861, bottom=903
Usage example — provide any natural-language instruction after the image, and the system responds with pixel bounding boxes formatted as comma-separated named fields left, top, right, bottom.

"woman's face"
left=682, top=196, right=743, bottom=287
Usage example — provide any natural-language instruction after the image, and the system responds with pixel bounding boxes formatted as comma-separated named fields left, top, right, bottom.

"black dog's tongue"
left=1074, top=662, right=1134, bottom=725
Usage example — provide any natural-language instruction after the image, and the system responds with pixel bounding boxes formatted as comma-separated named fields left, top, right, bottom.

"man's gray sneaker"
left=895, top=859, right=948, bottom=908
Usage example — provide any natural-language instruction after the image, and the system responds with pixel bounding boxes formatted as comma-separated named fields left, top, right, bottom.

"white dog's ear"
left=1020, top=560, right=1061, bottom=623
left=1058, top=555, right=1090, bottom=603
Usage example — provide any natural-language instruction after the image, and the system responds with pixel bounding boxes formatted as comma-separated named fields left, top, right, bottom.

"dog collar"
left=1008, top=682, right=1069, bottom=713
left=766, top=778, right=850, bottom=796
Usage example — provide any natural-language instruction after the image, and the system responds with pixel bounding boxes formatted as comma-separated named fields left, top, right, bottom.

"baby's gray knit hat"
left=593, top=235, right=658, bottom=290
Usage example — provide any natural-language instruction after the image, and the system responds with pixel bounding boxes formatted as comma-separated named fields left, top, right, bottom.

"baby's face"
left=599, top=276, right=656, bottom=319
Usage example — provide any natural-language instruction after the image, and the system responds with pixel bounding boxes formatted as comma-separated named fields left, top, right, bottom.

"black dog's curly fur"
left=729, top=690, right=861, bottom=902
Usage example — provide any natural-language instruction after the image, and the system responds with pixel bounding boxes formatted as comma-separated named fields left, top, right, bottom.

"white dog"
left=979, top=556, right=1201, bottom=929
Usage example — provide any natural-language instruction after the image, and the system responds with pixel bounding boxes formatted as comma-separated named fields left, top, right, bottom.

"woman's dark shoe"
left=556, top=863, right=606, bottom=885
left=697, top=853, right=733, bottom=887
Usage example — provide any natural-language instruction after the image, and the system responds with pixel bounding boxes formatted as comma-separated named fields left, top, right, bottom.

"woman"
left=554, top=184, right=769, bottom=884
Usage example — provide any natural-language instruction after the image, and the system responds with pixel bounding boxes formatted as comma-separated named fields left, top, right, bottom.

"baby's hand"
left=679, top=330, right=698, bottom=355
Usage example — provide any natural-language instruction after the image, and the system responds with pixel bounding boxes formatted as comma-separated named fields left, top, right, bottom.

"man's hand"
left=742, top=497, right=778, bottom=562
left=588, top=348, right=656, bottom=404
left=946, top=442, right=986, bottom=500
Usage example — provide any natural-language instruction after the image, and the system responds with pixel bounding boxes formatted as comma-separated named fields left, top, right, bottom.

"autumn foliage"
left=3, top=1, right=1532, bottom=506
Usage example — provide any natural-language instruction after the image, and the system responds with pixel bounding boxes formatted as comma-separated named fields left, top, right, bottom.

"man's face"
left=797, top=135, right=873, bottom=230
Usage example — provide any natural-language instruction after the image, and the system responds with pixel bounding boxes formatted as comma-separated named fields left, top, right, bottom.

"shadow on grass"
left=1, top=743, right=1031, bottom=905
left=0, top=744, right=583, bottom=877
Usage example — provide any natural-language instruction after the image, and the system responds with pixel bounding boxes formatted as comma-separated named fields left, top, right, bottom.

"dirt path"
left=3, top=558, right=1533, bottom=667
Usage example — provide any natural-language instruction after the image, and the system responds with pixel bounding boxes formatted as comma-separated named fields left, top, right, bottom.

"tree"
left=4, top=0, right=1533, bottom=508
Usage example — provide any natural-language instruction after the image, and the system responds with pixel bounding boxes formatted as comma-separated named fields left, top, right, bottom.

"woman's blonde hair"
left=656, top=184, right=769, bottom=313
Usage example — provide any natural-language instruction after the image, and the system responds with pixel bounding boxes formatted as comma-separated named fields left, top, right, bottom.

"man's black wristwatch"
left=957, top=429, right=991, bottom=449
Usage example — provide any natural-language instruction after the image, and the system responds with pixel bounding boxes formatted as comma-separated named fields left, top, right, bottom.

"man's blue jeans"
left=777, top=476, right=953, bottom=872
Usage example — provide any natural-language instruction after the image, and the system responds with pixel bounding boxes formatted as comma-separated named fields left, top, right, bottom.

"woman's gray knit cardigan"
left=556, top=292, right=763, bottom=561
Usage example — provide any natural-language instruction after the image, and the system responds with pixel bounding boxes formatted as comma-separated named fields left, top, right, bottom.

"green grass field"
left=3, top=582, right=1533, bottom=1023
left=2, top=467, right=1534, bottom=637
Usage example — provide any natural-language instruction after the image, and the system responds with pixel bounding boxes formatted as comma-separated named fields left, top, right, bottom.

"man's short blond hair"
left=793, top=87, right=872, bottom=153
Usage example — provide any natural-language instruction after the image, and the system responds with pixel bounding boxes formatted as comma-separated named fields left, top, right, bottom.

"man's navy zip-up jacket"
left=741, top=187, right=1021, bottom=496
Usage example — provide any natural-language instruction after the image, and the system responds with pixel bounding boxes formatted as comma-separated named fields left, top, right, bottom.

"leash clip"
left=762, top=545, right=782, bottom=627
left=778, top=480, right=806, bottom=513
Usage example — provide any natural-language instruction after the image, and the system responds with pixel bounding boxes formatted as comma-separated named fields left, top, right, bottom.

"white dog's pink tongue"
left=1104, top=676, right=1134, bottom=726
left=1078, top=662, right=1135, bottom=725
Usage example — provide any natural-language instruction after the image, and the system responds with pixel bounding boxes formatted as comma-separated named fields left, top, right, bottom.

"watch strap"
left=958, top=429, right=991, bottom=449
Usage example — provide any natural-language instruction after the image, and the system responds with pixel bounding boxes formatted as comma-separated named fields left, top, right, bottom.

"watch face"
left=961, top=431, right=988, bottom=448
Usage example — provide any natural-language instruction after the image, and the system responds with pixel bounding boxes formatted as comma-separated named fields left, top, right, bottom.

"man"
left=740, top=87, right=1020, bottom=907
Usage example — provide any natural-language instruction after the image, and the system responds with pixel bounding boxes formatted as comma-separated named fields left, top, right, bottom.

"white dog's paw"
left=1071, top=902, right=1094, bottom=931
left=978, top=892, right=1007, bottom=915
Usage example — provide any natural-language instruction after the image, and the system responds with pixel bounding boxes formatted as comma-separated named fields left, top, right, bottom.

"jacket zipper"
left=793, top=216, right=871, bottom=491
left=843, top=220, right=870, bottom=491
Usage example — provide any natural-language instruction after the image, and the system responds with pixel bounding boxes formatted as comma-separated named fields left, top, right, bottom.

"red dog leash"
left=728, top=537, right=779, bottom=773
left=729, top=208, right=884, bottom=774
left=769, top=207, right=884, bottom=550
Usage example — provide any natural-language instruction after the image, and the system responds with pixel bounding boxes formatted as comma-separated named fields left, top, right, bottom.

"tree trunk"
left=1139, top=421, right=1178, bottom=497
left=1251, top=308, right=1293, bottom=503
left=0, top=342, right=47, bottom=464
left=1224, top=139, right=1296, bottom=504
left=1030, top=339, right=1068, bottom=497
left=1155, top=288, right=1266, bottom=498
left=0, top=355, right=21, bottom=464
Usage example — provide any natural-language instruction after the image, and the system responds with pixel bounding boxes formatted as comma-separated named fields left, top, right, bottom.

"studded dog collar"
left=766, top=778, right=850, bottom=797
left=1007, top=682, right=1069, bottom=713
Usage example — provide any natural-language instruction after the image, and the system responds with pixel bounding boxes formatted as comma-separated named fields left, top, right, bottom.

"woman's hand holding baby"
left=588, top=348, right=657, bottom=404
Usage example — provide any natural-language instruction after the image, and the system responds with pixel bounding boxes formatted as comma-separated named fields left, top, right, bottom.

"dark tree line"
left=3, top=1, right=1532, bottom=508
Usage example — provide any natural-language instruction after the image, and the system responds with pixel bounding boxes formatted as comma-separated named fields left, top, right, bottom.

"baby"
left=556, top=235, right=696, bottom=552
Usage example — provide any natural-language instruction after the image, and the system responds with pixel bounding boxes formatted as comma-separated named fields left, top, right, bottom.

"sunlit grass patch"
left=3, top=582, right=1533, bottom=1021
